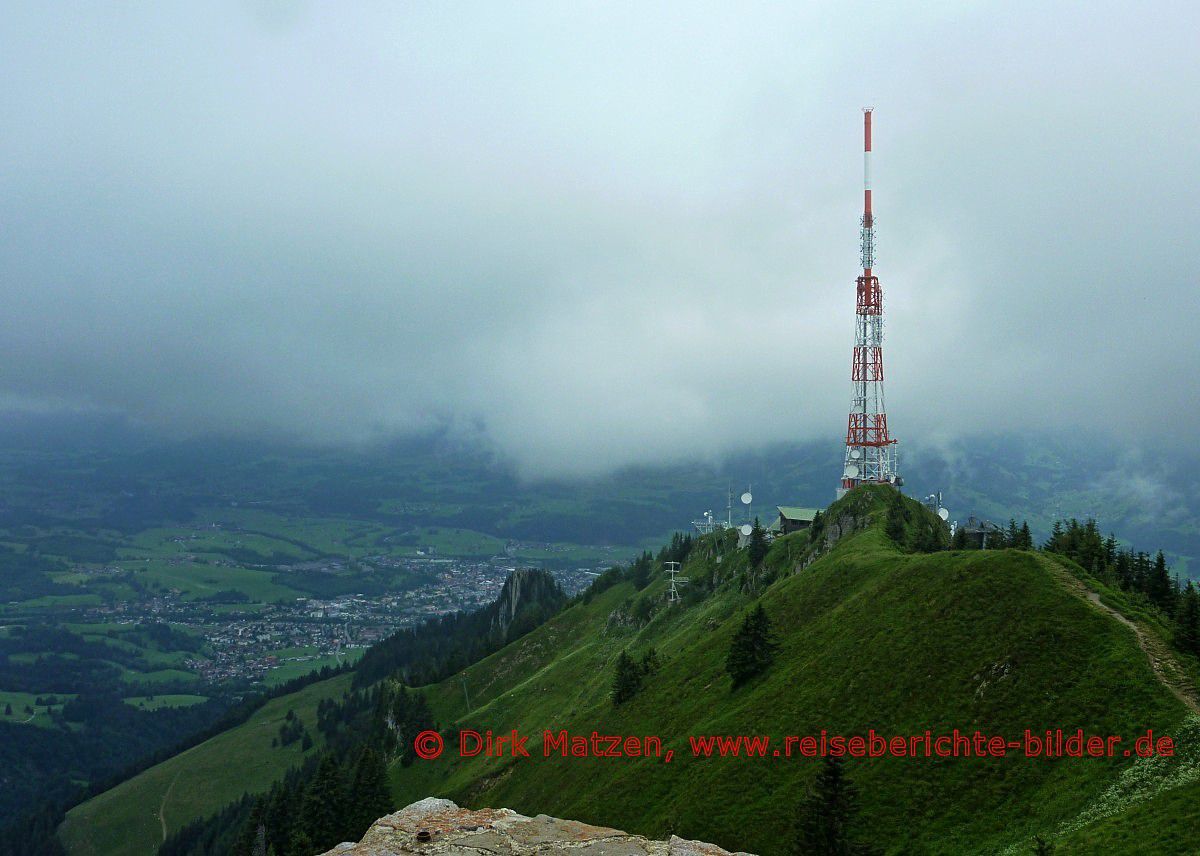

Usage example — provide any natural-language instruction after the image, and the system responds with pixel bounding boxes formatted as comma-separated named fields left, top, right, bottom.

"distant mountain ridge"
left=1, top=415, right=1195, bottom=575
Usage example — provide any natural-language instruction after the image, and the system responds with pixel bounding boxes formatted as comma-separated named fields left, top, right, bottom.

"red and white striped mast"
left=837, top=108, right=900, bottom=499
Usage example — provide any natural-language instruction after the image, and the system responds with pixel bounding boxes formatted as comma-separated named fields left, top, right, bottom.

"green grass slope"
left=389, top=487, right=1198, bottom=855
left=58, top=673, right=352, bottom=856
left=59, top=487, right=1199, bottom=855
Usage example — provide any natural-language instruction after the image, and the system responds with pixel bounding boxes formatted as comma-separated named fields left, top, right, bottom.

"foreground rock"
left=319, top=797, right=755, bottom=855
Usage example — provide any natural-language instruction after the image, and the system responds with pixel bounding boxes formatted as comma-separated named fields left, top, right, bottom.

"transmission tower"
left=838, top=108, right=901, bottom=499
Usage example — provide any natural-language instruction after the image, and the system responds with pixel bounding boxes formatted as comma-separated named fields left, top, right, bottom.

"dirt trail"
left=1041, top=555, right=1200, bottom=716
left=159, top=771, right=181, bottom=843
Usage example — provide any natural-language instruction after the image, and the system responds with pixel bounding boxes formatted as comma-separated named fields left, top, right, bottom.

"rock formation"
left=319, top=797, right=754, bottom=855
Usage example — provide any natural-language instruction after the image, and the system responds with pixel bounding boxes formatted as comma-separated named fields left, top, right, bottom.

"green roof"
left=776, top=506, right=820, bottom=522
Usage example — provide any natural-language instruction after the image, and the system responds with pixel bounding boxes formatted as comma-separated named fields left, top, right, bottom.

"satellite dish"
left=850, top=449, right=862, bottom=459
left=739, top=523, right=753, bottom=536
left=844, top=464, right=860, bottom=479
left=740, top=491, right=753, bottom=505
left=938, top=507, right=950, bottom=521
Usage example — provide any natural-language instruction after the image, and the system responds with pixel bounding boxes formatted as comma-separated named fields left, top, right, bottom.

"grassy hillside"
left=62, top=486, right=1199, bottom=854
left=388, top=487, right=1198, bottom=854
left=58, top=673, right=352, bottom=856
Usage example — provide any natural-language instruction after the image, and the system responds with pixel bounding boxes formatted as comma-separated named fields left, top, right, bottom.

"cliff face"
left=319, top=798, right=755, bottom=855
left=488, top=568, right=565, bottom=640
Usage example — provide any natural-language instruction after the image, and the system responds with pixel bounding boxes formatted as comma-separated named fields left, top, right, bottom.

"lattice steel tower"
left=837, top=109, right=901, bottom=499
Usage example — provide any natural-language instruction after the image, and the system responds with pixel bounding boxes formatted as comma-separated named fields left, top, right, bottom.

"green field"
left=0, top=690, right=74, bottom=728
left=263, top=649, right=362, bottom=686
left=126, top=559, right=298, bottom=602
left=59, top=673, right=353, bottom=856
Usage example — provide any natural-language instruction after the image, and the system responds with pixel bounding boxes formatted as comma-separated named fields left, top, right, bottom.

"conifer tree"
left=1019, top=522, right=1034, bottom=550
left=287, top=829, right=313, bottom=856
left=349, top=747, right=393, bottom=837
left=1148, top=551, right=1174, bottom=613
left=1031, top=834, right=1055, bottom=855
left=631, top=551, right=653, bottom=589
left=1044, top=520, right=1064, bottom=552
left=726, top=603, right=780, bottom=688
left=611, top=650, right=644, bottom=705
left=1175, top=582, right=1200, bottom=657
left=793, top=756, right=875, bottom=855
left=302, top=754, right=348, bottom=850
left=748, top=518, right=769, bottom=567
left=884, top=495, right=906, bottom=546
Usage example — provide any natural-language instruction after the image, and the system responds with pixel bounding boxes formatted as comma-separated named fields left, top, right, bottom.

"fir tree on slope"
left=302, top=754, right=349, bottom=850
left=1175, top=581, right=1200, bottom=657
left=611, top=650, right=644, bottom=706
left=747, top=517, right=769, bottom=567
left=348, top=747, right=393, bottom=836
left=726, top=603, right=780, bottom=688
left=793, top=755, right=878, bottom=855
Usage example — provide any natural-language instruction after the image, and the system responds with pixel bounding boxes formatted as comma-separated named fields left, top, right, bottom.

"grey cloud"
left=1, top=1, right=1197, bottom=477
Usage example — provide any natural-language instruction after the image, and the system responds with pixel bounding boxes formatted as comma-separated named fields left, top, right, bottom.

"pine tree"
left=611, top=650, right=644, bottom=705
left=1031, top=834, right=1055, bottom=855
left=286, top=828, right=313, bottom=856
left=349, top=747, right=393, bottom=837
left=726, top=603, right=780, bottom=688
left=793, top=756, right=875, bottom=855
left=911, top=523, right=942, bottom=553
left=1044, top=520, right=1064, bottom=552
left=302, top=754, right=348, bottom=850
left=1019, top=522, right=1034, bottom=550
left=1174, top=582, right=1200, bottom=657
left=1115, top=551, right=1133, bottom=590
left=233, top=799, right=268, bottom=856
left=884, top=496, right=906, bottom=546
left=748, top=518, right=769, bottom=567
left=631, top=552, right=653, bottom=589
left=1148, top=551, right=1174, bottom=613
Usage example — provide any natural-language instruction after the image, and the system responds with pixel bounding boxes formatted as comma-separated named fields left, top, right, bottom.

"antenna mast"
left=664, top=561, right=689, bottom=605
left=838, top=109, right=900, bottom=499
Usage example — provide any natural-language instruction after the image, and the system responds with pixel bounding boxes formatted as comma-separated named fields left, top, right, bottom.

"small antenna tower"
left=664, top=561, right=689, bottom=605
left=692, top=510, right=720, bottom=535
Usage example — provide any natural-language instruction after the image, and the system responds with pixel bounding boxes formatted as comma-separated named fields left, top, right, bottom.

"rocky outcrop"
left=319, top=797, right=755, bottom=855
left=489, top=569, right=566, bottom=640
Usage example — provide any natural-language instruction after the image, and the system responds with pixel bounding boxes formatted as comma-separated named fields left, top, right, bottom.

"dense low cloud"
left=2, top=2, right=1196, bottom=476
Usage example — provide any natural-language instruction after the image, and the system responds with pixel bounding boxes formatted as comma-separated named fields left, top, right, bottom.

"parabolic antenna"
left=938, top=507, right=950, bottom=521
left=740, top=491, right=753, bottom=505
left=739, top=523, right=753, bottom=536
left=844, top=464, right=860, bottom=479
left=850, top=449, right=862, bottom=459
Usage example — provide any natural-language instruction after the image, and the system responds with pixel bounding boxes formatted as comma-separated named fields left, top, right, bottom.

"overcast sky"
left=2, top=1, right=1197, bottom=476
